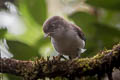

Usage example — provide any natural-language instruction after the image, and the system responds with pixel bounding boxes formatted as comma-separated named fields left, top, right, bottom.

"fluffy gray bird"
left=43, top=16, right=86, bottom=59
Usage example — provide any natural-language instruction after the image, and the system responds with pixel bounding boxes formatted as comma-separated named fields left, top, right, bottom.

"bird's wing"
left=71, top=24, right=86, bottom=41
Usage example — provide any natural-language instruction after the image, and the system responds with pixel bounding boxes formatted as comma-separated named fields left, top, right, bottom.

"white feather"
left=80, top=48, right=87, bottom=53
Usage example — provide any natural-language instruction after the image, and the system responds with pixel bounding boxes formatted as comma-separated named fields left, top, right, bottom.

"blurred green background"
left=0, top=0, right=120, bottom=80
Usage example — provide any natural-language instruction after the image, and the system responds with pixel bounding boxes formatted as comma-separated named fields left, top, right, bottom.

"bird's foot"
left=55, top=54, right=68, bottom=61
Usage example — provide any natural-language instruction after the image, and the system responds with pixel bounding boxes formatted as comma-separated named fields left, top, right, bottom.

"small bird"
left=43, top=16, right=86, bottom=59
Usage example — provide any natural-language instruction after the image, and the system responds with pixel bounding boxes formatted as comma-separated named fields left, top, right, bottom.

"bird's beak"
left=44, top=33, right=50, bottom=38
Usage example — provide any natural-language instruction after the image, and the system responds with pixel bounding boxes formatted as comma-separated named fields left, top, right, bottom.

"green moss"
left=25, top=43, right=120, bottom=79
left=83, top=68, right=87, bottom=72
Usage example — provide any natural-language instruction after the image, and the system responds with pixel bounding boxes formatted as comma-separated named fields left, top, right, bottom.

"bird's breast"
left=51, top=30, right=85, bottom=54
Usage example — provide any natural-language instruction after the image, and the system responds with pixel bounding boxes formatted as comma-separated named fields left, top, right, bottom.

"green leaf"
left=81, top=23, right=120, bottom=57
left=99, top=10, right=120, bottom=28
left=69, top=12, right=97, bottom=37
left=0, top=28, right=7, bottom=39
left=86, top=0, right=120, bottom=10
left=34, top=37, right=50, bottom=49
left=20, top=0, right=47, bottom=25
left=7, top=40, right=39, bottom=60
left=5, top=74, right=22, bottom=80
left=69, top=12, right=120, bottom=57
left=94, top=23, right=120, bottom=47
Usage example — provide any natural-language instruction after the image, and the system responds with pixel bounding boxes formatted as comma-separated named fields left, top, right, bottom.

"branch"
left=0, top=43, right=120, bottom=80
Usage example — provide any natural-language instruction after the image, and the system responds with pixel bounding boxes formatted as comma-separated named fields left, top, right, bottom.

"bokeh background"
left=0, top=0, right=120, bottom=80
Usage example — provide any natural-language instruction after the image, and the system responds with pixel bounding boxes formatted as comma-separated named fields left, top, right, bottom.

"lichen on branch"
left=0, top=43, right=120, bottom=80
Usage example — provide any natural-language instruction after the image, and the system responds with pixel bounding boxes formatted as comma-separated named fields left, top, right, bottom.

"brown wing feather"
left=71, top=23, right=86, bottom=41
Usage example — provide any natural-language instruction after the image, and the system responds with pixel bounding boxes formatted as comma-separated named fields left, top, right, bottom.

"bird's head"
left=43, top=16, right=67, bottom=38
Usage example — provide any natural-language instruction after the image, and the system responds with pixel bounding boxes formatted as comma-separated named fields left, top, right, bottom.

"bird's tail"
left=80, top=48, right=87, bottom=53
left=77, top=48, right=87, bottom=58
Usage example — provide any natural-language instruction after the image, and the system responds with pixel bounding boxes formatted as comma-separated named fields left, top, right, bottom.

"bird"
left=43, top=16, right=86, bottom=59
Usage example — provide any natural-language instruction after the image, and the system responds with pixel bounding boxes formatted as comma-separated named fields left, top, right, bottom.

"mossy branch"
left=0, top=43, right=120, bottom=80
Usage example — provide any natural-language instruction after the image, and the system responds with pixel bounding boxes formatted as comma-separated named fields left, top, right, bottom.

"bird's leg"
left=77, top=48, right=82, bottom=58
left=78, top=54, right=81, bottom=58
left=56, top=54, right=68, bottom=60
left=69, top=56, right=72, bottom=60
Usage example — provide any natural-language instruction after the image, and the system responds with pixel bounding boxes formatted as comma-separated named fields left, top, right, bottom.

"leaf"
left=5, top=74, right=22, bottom=80
left=7, top=40, right=39, bottom=60
left=20, top=0, right=47, bottom=25
left=69, top=12, right=120, bottom=57
left=94, top=23, right=120, bottom=47
left=69, top=12, right=97, bottom=37
left=86, top=0, right=120, bottom=10
left=0, top=28, right=7, bottom=39
left=99, top=10, right=120, bottom=28
left=34, top=37, right=50, bottom=49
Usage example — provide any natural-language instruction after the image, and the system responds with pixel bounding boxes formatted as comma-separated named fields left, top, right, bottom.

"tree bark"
left=0, top=43, right=120, bottom=80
